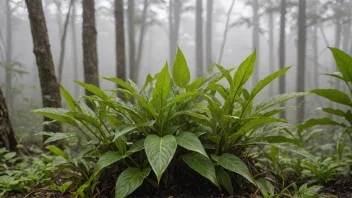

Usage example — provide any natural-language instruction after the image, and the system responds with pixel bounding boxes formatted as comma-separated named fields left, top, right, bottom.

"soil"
left=319, top=175, right=352, bottom=198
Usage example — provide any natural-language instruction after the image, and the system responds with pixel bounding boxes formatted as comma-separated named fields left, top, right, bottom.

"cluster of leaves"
left=33, top=48, right=316, bottom=198
left=0, top=148, right=55, bottom=196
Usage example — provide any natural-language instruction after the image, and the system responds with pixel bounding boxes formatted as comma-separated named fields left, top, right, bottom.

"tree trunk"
left=343, top=0, right=352, bottom=53
left=128, top=0, right=135, bottom=81
left=5, top=0, right=13, bottom=114
left=0, top=87, right=17, bottom=152
left=71, top=0, right=79, bottom=98
left=134, top=0, right=149, bottom=83
left=58, top=0, right=73, bottom=83
left=169, top=0, right=181, bottom=68
left=217, top=0, right=235, bottom=65
left=25, top=0, right=62, bottom=135
left=252, top=0, right=259, bottom=86
left=82, top=0, right=99, bottom=94
left=115, top=0, right=126, bottom=83
left=279, top=0, right=286, bottom=119
left=296, top=0, right=306, bottom=123
left=195, top=0, right=203, bottom=77
left=205, top=0, right=213, bottom=69
left=268, top=6, right=275, bottom=97
left=313, top=24, right=319, bottom=89
left=53, top=0, right=63, bottom=37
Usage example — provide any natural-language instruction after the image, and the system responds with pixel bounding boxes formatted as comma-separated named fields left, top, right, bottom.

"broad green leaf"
left=297, top=117, right=347, bottom=130
left=311, top=89, right=351, bottom=106
left=152, top=63, right=171, bottom=110
left=4, top=152, right=16, bottom=160
left=60, top=84, right=76, bottom=111
left=114, top=121, right=155, bottom=141
left=255, top=178, right=274, bottom=197
left=141, top=74, right=154, bottom=92
left=319, top=107, right=345, bottom=117
left=215, top=64, right=233, bottom=85
left=232, top=50, right=256, bottom=93
left=169, top=110, right=213, bottom=127
left=144, top=135, right=177, bottom=183
left=229, top=118, right=286, bottom=142
left=183, top=154, right=219, bottom=187
left=115, top=168, right=151, bottom=198
left=126, top=139, right=145, bottom=155
left=266, top=143, right=316, bottom=162
left=66, top=112, right=101, bottom=130
left=249, top=66, right=291, bottom=102
left=252, top=92, right=309, bottom=115
left=187, top=77, right=204, bottom=91
left=57, top=181, right=73, bottom=194
left=173, top=48, right=190, bottom=88
left=74, top=80, right=109, bottom=100
left=212, top=153, right=255, bottom=184
left=176, top=132, right=208, bottom=157
left=329, top=47, right=352, bottom=81
left=264, top=135, right=300, bottom=146
left=46, top=145, right=67, bottom=159
left=324, top=73, right=346, bottom=81
left=163, top=92, right=196, bottom=111
left=217, top=168, right=233, bottom=195
left=32, top=108, right=80, bottom=128
left=41, top=132, right=77, bottom=144
left=102, top=77, right=135, bottom=93
left=94, top=151, right=123, bottom=176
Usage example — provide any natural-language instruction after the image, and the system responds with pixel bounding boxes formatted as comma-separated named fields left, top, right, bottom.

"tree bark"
left=82, top=0, right=99, bottom=94
left=5, top=0, right=13, bottom=114
left=71, top=0, right=79, bottom=98
left=128, top=0, right=135, bottom=81
left=217, top=0, right=235, bottom=65
left=252, top=0, right=259, bottom=86
left=0, top=87, right=17, bottom=152
left=115, top=0, right=126, bottom=83
left=296, top=0, right=306, bottom=123
left=206, top=0, right=213, bottom=68
left=58, top=0, right=73, bottom=83
left=25, top=0, right=62, bottom=135
left=279, top=0, right=286, bottom=119
left=196, top=0, right=203, bottom=77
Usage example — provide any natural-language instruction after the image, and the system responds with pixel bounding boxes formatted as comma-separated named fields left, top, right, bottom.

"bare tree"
left=169, top=0, right=181, bottom=67
left=58, top=0, right=73, bottom=83
left=115, top=0, right=126, bottom=82
left=279, top=0, right=286, bottom=119
left=127, top=0, right=135, bottom=80
left=71, top=0, right=79, bottom=98
left=195, top=0, right=203, bottom=77
left=0, top=87, right=17, bottom=152
left=5, top=0, right=13, bottom=113
left=82, top=0, right=100, bottom=94
left=217, top=0, right=235, bottom=65
left=268, top=1, right=275, bottom=96
left=205, top=0, right=213, bottom=68
left=252, top=0, right=259, bottom=86
left=296, top=0, right=306, bottom=123
left=25, top=0, right=62, bottom=135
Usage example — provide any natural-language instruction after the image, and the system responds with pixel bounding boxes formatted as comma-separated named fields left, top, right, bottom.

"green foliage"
left=32, top=47, right=309, bottom=197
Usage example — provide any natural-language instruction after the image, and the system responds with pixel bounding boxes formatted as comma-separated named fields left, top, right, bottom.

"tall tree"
left=82, top=0, right=99, bottom=93
left=58, top=0, right=73, bottom=83
left=217, top=0, right=235, bottom=65
left=268, top=1, right=275, bottom=96
left=0, top=87, right=17, bottom=152
left=252, top=0, right=259, bottom=86
left=279, top=0, right=286, bottom=119
left=134, top=0, right=149, bottom=82
left=5, top=0, right=13, bottom=113
left=169, top=0, right=181, bottom=67
left=127, top=0, right=135, bottom=81
left=205, top=0, right=213, bottom=68
left=296, top=0, right=306, bottom=123
left=195, top=0, right=203, bottom=77
left=342, top=0, right=352, bottom=53
left=71, top=0, right=79, bottom=98
left=25, top=0, right=62, bottom=134
left=115, top=0, right=126, bottom=82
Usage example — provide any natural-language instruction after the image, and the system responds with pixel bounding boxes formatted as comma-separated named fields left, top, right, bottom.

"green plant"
left=33, top=48, right=311, bottom=198
left=299, top=47, right=352, bottom=160
left=274, top=183, right=324, bottom=198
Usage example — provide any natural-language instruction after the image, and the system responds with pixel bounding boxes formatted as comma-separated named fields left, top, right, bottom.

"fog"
left=0, top=0, right=349, bottom=141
